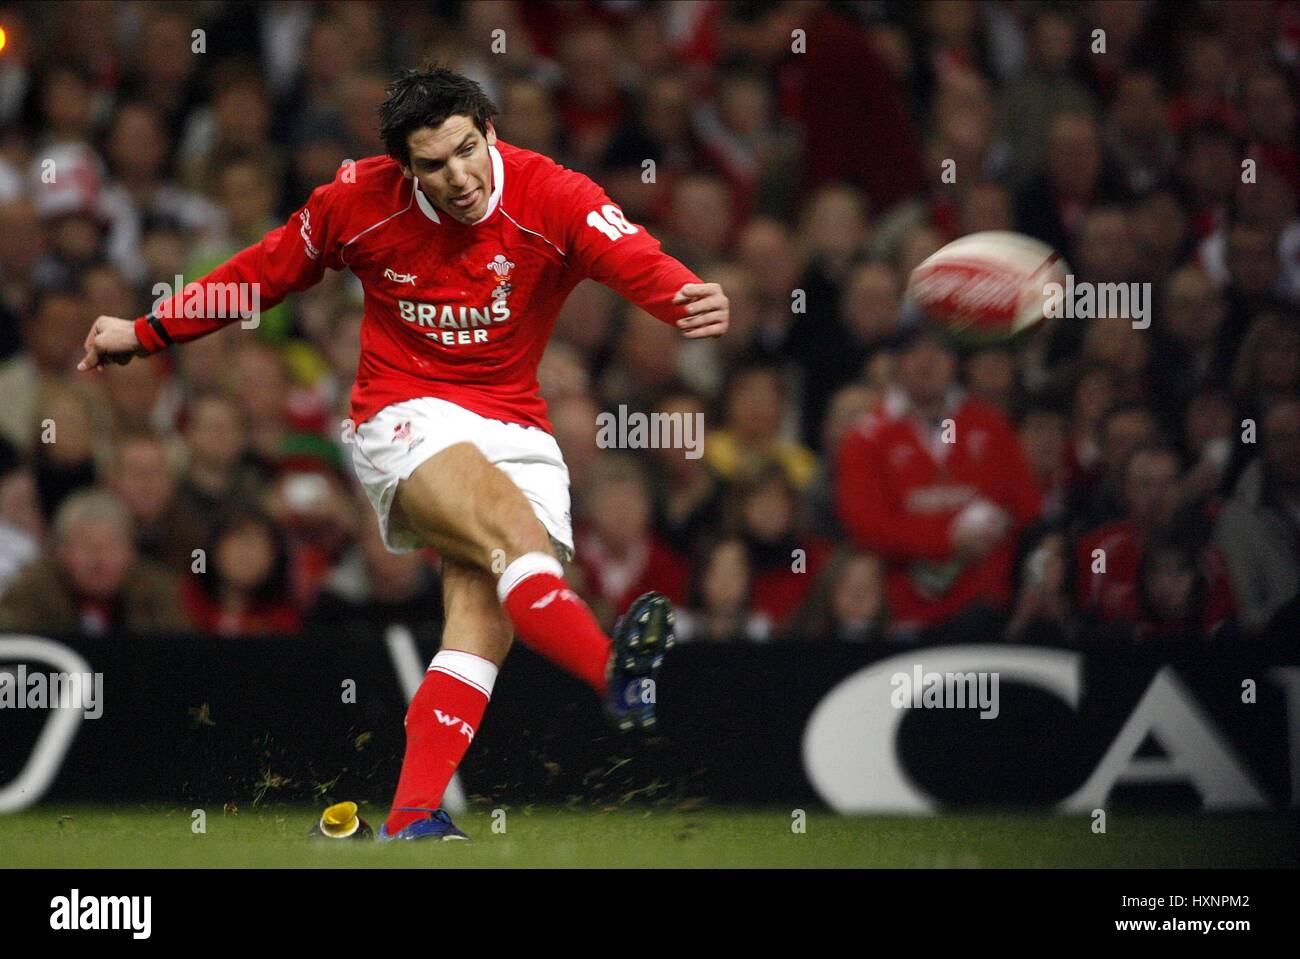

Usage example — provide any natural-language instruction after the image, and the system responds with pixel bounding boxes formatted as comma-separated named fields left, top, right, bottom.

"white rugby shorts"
left=351, top=396, right=573, bottom=560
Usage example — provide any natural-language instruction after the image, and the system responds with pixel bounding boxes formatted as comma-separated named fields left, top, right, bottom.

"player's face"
left=404, top=115, right=497, bottom=224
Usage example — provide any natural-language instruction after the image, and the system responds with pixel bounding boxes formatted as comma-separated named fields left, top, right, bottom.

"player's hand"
left=672, top=282, right=729, bottom=339
left=77, top=316, right=146, bottom=371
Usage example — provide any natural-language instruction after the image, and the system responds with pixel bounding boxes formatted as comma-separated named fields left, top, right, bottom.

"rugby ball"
left=905, top=231, right=1068, bottom=344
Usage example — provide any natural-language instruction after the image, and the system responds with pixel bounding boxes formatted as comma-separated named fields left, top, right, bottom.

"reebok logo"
left=384, top=268, right=418, bottom=285
left=530, top=588, right=577, bottom=610
left=434, top=709, right=476, bottom=741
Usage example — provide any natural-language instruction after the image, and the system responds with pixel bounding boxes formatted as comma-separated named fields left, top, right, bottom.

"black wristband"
left=147, top=313, right=174, bottom=347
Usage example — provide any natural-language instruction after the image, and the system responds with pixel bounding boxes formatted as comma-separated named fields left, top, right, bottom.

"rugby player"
left=78, top=65, right=729, bottom=841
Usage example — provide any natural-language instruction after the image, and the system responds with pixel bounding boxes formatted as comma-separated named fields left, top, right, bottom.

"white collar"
left=414, top=141, right=504, bottom=226
left=884, top=385, right=965, bottom=420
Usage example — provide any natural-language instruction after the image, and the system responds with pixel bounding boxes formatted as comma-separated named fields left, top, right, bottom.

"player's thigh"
left=439, top=557, right=513, bottom=665
left=393, top=441, right=552, bottom=570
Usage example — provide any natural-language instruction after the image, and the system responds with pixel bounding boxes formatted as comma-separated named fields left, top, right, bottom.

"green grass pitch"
left=1, top=806, right=1295, bottom=868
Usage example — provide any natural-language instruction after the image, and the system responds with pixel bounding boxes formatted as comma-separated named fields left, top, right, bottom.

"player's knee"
left=491, top=508, right=551, bottom=565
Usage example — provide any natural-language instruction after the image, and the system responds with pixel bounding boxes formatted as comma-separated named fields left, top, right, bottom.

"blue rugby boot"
left=377, top=808, right=470, bottom=842
left=605, top=591, right=675, bottom=732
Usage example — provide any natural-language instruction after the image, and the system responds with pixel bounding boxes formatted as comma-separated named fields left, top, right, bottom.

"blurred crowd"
left=0, top=0, right=1296, bottom=646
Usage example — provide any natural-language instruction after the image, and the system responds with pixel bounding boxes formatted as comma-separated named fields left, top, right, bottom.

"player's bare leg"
left=437, top=559, right=514, bottom=666
left=377, top=444, right=672, bottom=840
left=381, top=559, right=510, bottom=839
left=395, top=441, right=673, bottom=725
left=392, top=442, right=554, bottom=567
left=393, top=441, right=615, bottom=688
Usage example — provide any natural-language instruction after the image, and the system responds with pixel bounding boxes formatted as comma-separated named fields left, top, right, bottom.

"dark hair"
left=714, top=56, right=775, bottom=93
left=27, top=283, right=82, bottom=321
left=1179, top=120, right=1237, bottom=157
left=378, top=63, right=500, bottom=168
left=686, top=534, right=754, bottom=610
left=1014, top=393, right=1069, bottom=424
left=723, top=1, right=787, bottom=25
left=720, top=355, right=784, bottom=401
left=0, top=435, right=22, bottom=481
left=204, top=56, right=266, bottom=101
left=1137, top=524, right=1210, bottom=628
left=195, top=509, right=292, bottom=608
left=782, top=547, right=887, bottom=642
left=725, top=461, right=802, bottom=540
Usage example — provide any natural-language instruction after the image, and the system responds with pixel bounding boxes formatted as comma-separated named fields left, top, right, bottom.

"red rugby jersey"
left=135, top=140, right=701, bottom=430
left=835, top=391, right=1043, bottom=630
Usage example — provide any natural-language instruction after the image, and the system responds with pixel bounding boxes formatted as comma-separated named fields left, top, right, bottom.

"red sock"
left=385, top=650, right=496, bottom=836
left=498, top=552, right=610, bottom=694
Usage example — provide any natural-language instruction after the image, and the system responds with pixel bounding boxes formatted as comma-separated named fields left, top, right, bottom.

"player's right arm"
left=542, top=164, right=726, bottom=337
left=79, top=172, right=347, bottom=370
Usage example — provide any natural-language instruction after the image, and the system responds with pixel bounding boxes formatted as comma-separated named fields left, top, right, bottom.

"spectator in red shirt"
left=265, top=468, right=355, bottom=611
left=575, top=454, right=687, bottom=629
left=1076, top=442, right=1235, bottom=633
left=1077, top=442, right=1180, bottom=621
left=1167, top=33, right=1241, bottom=138
left=1133, top=528, right=1237, bottom=642
left=552, top=22, right=632, bottom=173
left=675, top=535, right=772, bottom=645
left=732, top=465, right=830, bottom=629
left=182, top=509, right=301, bottom=637
left=1068, top=400, right=1159, bottom=532
left=785, top=549, right=887, bottom=644
left=694, top=1, right=926, bottom=218
left=836, top=323, right=1042, bottom=635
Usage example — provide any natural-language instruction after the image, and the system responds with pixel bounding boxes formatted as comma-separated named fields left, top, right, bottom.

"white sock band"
left=427, top=649, right=498, bottom=698
left=497, top=551, right=564, bottom=604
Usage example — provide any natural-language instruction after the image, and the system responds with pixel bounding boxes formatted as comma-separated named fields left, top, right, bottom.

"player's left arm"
left=554, top=170, right=728, bottom=339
